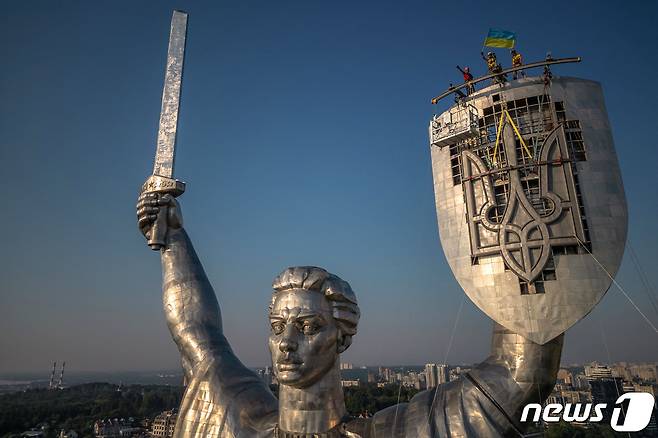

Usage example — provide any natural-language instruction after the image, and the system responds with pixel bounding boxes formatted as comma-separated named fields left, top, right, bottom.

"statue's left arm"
left=467, top=323, right=564, bottom=431
left=368, top=323, right=563, bottom=437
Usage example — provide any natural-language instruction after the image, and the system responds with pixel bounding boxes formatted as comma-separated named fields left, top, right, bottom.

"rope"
left=492, top=109, right=533, bottom=167
left=420, top=214, right=469, bottom=433
left=443, top=297, right=466, bottom=366
left=573, top=236, right=658, bottom=335
left=504, top=109, right=533, bottom=159
left=627, top=241, right=658, bottom=320
left=395, top=213, right=467, bottom=433
left=423, top=296, right=466, bottom=434
left=492, top=110, right=506, bottom=166
left=392, top=379, right=403, bottom=433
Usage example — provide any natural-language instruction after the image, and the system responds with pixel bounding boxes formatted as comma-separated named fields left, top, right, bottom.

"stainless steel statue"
left=136, top=12, right=627, bottom=438
left=137, top=195, right=563, bottom=437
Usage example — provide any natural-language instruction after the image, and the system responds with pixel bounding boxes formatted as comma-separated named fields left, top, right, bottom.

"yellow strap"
left=504, top=109, right=533, bottom=159
left=491, top=111, right=505, bottom=165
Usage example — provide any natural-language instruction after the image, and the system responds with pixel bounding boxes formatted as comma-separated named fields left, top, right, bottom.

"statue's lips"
left=277, top=362, right=302, bottom=371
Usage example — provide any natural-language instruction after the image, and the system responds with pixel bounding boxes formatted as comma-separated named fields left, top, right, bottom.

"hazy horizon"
left=3, top=360, right=652, bottom=379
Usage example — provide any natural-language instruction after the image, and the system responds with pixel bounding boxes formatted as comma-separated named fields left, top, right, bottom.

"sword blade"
left=153, top=10, right=188, bottom=178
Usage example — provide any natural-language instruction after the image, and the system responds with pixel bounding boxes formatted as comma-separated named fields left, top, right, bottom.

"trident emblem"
left=462, top=109, right=584, bottom=286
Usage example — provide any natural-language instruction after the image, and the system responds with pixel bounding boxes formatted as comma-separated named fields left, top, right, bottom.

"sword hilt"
left=141, top=175, right=186, bottom=251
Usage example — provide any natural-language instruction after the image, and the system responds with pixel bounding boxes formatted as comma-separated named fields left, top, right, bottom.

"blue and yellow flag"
left=484, top=28, right=516, bottom=49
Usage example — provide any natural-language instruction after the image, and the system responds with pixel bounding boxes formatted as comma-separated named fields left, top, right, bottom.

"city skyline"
left=3, top=360, right=656, bottom=436
left=2, top=0, right=658, bottom=373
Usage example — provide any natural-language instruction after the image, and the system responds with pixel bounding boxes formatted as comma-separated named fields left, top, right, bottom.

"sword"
left=141, top=10, right=188, bottom=250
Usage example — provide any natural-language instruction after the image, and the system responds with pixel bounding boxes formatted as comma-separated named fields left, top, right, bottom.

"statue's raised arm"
left=136, top=193, right=278, bottom=436
left=137, top=193, right=221, bottom=370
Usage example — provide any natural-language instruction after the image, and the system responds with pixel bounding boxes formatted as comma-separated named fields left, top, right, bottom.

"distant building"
left=449, top=366, right=470, bottom=382
left=629, top=364, right=657, bottom=382
left=611, top=364, right=633, bottom=381
left=151, top=410, right=177, bottom=438
left=425, top=364, right=436, bottom=388
left=438, top=365, right=448, bottom=385
left=425, top=363, right=448, bottom=389
left=263, top=366, right=274, bottom=385
left=562, top=389, right=591, bottom=404
left=418, top=372, right=427, bottom=389
left=340, top=362, right=353, bottom=370
left=118, top=428, right=144, bottom=437
left=588, top=377, right=624, bottom=423
left=94, top=419, right=134, bottom=438
left=255, top=366, right=277, bottom=386
left=584, top=363, right=613, bottom=379
left=573, top=373, right=590, bottom=390
left=556, top=369, right=573, bottom=386
left=402, top=372, right=423, bottom=390
left=632, top=383, right=656, bottom=396
left=341, top=380, right=360, bottom=387
left=377, top=367, right=395, bottom=384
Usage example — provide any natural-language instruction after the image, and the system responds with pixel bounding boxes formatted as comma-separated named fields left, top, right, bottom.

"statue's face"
left=268, top=289, right=340, bottom=388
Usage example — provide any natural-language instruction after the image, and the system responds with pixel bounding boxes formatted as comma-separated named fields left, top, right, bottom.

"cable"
left=392, top=379, right=403, bottom=433
left=573, top=236, right=658, bottom=335
left=627, top=241, right=658, bottom=320
left=394, top=214, right=468, bottom=432
left=424, top=295, right=466, bottom=434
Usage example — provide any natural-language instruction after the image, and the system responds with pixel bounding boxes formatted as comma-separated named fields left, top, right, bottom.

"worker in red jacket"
left=457, top=65, right=475, bottom=95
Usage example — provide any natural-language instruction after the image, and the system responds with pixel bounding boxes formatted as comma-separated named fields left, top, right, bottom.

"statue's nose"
left=279, top=338, right=298, bottom=352
left=279, top=330, right=298, bottom=352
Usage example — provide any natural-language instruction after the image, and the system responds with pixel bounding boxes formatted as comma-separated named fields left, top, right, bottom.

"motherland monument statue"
left=136, top=11, right=626, bottom=438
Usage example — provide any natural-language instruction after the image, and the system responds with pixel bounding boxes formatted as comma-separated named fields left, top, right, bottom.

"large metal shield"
left=429, top=77, right=627, bottom=345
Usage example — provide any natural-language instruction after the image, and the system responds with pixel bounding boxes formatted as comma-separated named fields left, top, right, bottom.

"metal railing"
left=430, top=57, right=582, bottom=105
left=430, top=104, right=479, bottom=148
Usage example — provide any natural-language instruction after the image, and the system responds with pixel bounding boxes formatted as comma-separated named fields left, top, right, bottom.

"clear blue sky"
left=1, top=0, right=657, bottom=373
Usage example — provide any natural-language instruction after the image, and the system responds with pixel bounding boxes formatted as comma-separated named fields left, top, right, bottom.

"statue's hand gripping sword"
left=141, top=10, right=188, bottom=250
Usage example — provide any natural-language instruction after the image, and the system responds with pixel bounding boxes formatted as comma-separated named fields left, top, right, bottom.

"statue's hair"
left=270, top=266, right=360, bottom=339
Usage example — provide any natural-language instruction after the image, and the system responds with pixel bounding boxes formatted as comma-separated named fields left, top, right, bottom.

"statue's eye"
left=271, top=322, right=285, bottom=335
left=301, top=322, right=318, bottom=335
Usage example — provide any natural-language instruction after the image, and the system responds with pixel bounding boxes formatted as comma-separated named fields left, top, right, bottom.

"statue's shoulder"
left=174, top=356, right=278, bottom=437
left=367, top=386, right=443, bottom=437
left=344, top=416, right=372, bottom=437
left=364, top=377, right=509, bottom=437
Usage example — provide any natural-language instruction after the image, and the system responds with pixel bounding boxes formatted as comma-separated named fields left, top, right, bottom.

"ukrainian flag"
left=484, top=28, right=516, bottom=49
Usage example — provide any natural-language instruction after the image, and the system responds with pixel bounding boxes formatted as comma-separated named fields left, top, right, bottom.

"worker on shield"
left=511, top=49, right=525, bottom=79
left=481, top=51, right=506, bottom=84
left=457, top=65, right=475, bottom=95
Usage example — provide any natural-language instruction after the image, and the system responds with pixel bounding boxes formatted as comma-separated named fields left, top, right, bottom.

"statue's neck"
left=278, top=363, right=346, bottom=434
